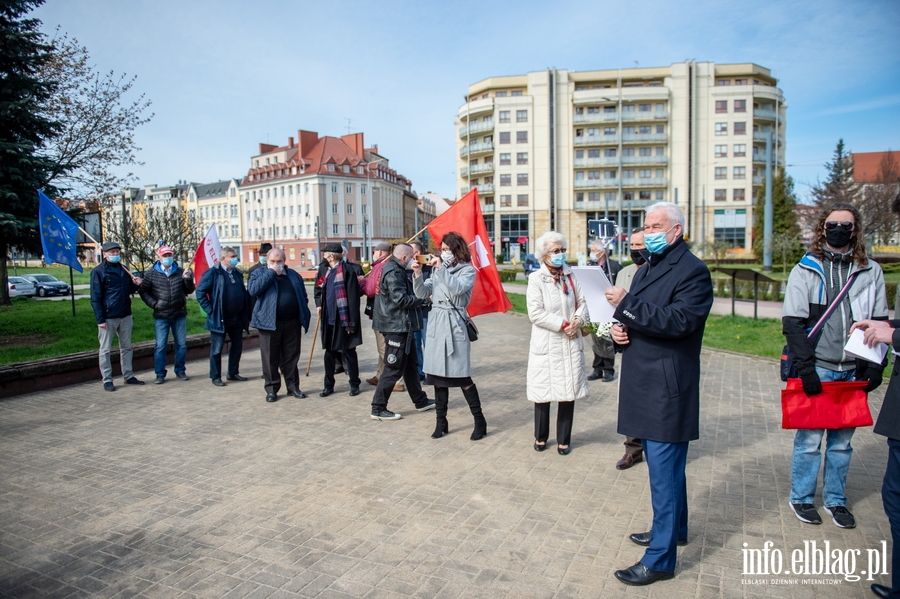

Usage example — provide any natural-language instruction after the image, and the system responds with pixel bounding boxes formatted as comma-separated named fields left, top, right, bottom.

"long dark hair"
left=442, top=231, right=471, bottom=263
left=810, top=202, right=867, bottom=267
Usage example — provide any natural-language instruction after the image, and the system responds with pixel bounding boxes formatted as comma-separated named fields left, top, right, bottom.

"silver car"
left=7, top=276, right=36, bottom=297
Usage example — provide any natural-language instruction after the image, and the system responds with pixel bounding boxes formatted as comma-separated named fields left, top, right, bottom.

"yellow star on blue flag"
left=37, top=190, right=83, bottom=273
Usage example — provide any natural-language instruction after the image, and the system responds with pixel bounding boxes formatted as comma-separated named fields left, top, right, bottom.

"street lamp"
left=365, top=157, right=388, bottom=262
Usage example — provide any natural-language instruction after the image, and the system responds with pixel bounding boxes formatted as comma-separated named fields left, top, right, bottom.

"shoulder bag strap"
left=806, top=271, right=859, bottom=341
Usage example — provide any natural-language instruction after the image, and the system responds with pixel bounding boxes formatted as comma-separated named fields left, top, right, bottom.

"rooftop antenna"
left=634, top=60, right=639, bottom=68
left=345, top=118, right=353, bottom=135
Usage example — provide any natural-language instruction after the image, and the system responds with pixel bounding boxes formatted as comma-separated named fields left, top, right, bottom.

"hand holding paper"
left=844, top=328, right=888, bottom=364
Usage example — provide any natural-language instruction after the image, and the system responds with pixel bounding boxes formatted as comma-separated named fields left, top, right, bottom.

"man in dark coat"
left=314, top=243, right=364, bottom=397
left=587, top=241, right=622, bottom=382
left=248, top=242, right=272, bottom=279
left=606, top=202, right=713, bottom=586
left=139, top=245, right=196, bottom=384
left=409, top=240, right=432, bottom=381
left=195, top=246, right=252, bottom=387
left=248, top=248, right=311, bottom=402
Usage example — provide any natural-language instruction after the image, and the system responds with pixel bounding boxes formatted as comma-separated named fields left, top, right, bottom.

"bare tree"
left=38, top=30, right=153, bottom=201
left=858, top=151, right=900, bottom=246
left=771, top=231, right=804, bottom=274
left=700, top=239, right=732, bottom=269
left=103, top=201, right=204, bottom=272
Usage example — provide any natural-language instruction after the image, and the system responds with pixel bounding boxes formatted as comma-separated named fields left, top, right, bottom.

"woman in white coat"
left=412, top=231, right=485, bottom=440
left=526, top=231, right=590, bottom=455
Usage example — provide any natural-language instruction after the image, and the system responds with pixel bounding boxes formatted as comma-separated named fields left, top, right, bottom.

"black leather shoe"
left=175, top=372, right=190, bottom=381
left=871, top=583, right=890, bottom=598
left=558, top=446, right=572, bottom=455
left=124, top=377, right=144, bottom=385
left=614, top=562, right=674, bottom=586
left=227, top=375, right=248, bottom=382
left=587, top=369, right=602, bottom=381
left=602, top=372, right=615, bottom=382
left=288, top=389, right=307, bottom=399
left=319, top=388, right=333, bottom=397
left=629, top=531, right=688, bottom=547
left=534, top=441, right=547, bottom=452
left=349, top=386, right=360, bottom=396
left=212, top=378, right=226, bottom=387
left=265, top=393, right=278, bottom=402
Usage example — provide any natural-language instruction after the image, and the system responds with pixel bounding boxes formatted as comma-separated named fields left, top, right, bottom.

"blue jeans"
left=790, top=366, right=856, bottom=506
left=154, top=317, right=187, bottom=378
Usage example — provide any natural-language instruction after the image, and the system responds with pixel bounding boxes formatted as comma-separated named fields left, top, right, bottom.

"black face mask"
left=630, top=250, right=647, bottom=265
left=825, top=228, right=853, bottom=250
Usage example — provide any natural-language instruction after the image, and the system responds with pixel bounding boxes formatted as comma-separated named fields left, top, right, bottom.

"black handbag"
left=448, top=301, right=478, bottom=342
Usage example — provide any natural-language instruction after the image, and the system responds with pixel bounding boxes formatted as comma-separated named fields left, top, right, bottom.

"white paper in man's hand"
left=844, top=328, right=888, bottom=364
left=569, top=266, right=616, bottom=324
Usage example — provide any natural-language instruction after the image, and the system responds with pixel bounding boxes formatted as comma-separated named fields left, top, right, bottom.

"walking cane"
left=305, top=313, right=320, bottom=376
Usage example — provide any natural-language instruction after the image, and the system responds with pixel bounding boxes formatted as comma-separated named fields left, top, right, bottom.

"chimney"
left=288, top=136, right=295, bottom=148
left=297, top=130, right=319, bottom=156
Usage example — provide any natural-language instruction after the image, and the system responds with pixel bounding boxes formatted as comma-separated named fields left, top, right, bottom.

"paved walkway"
left=0, top=311, right=893, bottom=598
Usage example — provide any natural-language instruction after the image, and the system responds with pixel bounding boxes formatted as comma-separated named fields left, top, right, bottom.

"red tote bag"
left=781, top=379, right=873, bottom=429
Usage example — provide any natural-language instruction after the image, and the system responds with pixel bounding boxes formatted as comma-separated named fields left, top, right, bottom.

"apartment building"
left=187, top=179, right=243, bottom=257
left=456, top=62, right=786, bottom=260
left=239, top=130, right=410, bottom=267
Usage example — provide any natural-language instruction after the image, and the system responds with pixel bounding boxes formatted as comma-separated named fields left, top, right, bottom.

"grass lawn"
left=504, top=291, right=783, bottom=359
left=0, top=297, right=208, bottom=364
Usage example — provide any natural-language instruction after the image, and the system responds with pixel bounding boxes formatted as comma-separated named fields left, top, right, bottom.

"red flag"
left=193, top=224, right=222, bottom=286
left=426, top=189, right=512, bottom=317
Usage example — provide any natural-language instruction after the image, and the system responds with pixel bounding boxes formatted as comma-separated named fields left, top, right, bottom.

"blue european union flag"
left=37, top=189, right=83, bottom=273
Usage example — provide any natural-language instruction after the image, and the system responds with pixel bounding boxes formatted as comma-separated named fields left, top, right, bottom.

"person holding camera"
left=412, top=232, right=485, bottom=440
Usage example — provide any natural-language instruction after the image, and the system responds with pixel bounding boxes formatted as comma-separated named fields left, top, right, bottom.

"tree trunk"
left=1, top=242, right=11, bottom=306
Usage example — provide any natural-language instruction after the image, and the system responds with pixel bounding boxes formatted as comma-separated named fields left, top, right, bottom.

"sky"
left=33, top=0, right=900, bottom=204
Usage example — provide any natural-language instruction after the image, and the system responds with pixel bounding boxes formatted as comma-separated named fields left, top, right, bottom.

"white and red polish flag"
left=192, top=224, right=222, bottom=286
left=426, top=188, right=512, bottom=317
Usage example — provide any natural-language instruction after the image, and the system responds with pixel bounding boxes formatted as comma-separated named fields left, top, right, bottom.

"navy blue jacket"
left=248, top=266, right=311, bottom=333
left=90, top=260, right=140, bottom=324
left=874, top=321, right=900, bottom=441
left=195, top=265, right=251, bottom=334
left=614, top=237, right=713, bottom=443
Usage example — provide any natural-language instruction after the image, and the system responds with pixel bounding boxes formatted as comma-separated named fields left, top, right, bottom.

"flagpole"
left=406, top=225, right=429, bottom=244
left=69, top=267, right=76, bottom=317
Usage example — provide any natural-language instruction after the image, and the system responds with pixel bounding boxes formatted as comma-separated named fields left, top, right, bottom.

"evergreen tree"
left=0, top=0, right=59, bottom=305
left=753, top=170, right=802, bottom=264
left=810, top=138, right=860, bottom=207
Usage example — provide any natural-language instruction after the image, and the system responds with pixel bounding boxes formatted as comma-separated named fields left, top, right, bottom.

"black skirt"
left=425, top=374, right=473, bottom=388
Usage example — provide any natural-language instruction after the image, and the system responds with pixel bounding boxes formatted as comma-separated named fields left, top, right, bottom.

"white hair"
left=646, top=201, right=685, bottom=229
left=534, top=231, right=567, bottom=261
left=219, top=246, right=236, bottom=259
left=589, top=239, right=607, bottom=253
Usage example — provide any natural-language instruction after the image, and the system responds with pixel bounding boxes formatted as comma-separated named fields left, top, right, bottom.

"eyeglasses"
left=825, top=221, right=854, bottom=231
left=548, top=247, right=567, bottom=254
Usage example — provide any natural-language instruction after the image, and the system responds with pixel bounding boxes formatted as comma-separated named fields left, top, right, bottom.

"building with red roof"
left=239, top=130, right=413, bottom=267
left=852, top=151, right=899, bottom=183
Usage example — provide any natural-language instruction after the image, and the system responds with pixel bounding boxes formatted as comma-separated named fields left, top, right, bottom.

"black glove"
left=799, top=370, right=822, bottom=396
left=855, top=361, right=884, bottom=393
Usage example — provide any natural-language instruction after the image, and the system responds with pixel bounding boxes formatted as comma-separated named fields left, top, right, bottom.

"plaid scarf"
left=548, top=265, right=570, bottom=295
left=333, top=262, right=350, bottom=327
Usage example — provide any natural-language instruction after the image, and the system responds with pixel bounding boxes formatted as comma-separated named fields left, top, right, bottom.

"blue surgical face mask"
left=107, top=255, right=121, bottom=264
left=549, top=253, right=567, bottom=268
left=259, top=256, right=267, bottom=264
left=161, top=256, right=174, bottom=267
left=228, top=257, right=239, bottom=268
left=644, top=225, right=675, bottom=254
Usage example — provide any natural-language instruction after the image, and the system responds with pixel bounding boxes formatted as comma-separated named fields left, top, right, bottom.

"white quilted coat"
left=526, top=263, right=590, bottom=403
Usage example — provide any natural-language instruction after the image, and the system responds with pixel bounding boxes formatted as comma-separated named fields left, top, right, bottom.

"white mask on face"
left=441, top=250, right=453, bottom=263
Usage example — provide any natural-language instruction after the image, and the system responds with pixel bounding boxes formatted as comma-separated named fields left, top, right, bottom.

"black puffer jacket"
left=90, top=260, right=140, bottom=324
left=372, top=257, right=429, bottom=334
left=139, top=261, right=196, bottom=320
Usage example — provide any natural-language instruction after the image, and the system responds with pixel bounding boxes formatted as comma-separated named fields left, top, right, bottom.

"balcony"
left=573, top=199, right=655, bottom=212
left=574, top=155, right=669, bottom=168
left=752, top=175, right=764, bottom=185
left=622, top=177, right=667, bottom=188
left=751, top=152, right=783, bottom=165
left=460, top=162, right=495, bottom=178
left=753, top=131, right=784, bottom=144
left=482, top=203, right=495, bottom=214
left=457, top=97, right=494, bottom=120
left=573, top=135, right=618, bottom=147
left=460, top=141, right=494, bottom=158
left=621, top=110, right=668, bottom=122
left=753, top=108, right=778, bottom=121
left=573, top=112, right=619, bottom=125
left=459, top=118, right=495, bottom=139
left=574, top=178, right=618, bottom=190
left=460, top=184, right=494, bottom=196
left=622, top=133, right=668, bottom=144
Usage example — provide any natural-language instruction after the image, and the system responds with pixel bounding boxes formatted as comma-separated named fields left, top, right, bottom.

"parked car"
left=7, top=276, right=36, bottom=298
left=523, top=253, right=539, bottom=277
left=23, top=274, right=70, bottom=297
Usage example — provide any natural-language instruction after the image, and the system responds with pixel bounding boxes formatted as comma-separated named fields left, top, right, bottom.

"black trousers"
left=371, top=332, right=427, bottom=411
left=534, top=402, right=574, bottom=446
left=625, top=436, right=644, bottom=457
left=259, top=318, right=301, bottom=395
left=324, top=347, right=360, bottom=389
left=209, top=318, right=243, bottom=380
left=883, top=438, right=900, bottom=597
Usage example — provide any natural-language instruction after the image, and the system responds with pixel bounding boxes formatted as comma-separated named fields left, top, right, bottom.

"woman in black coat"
left=314, top=244, right=364, bottom=397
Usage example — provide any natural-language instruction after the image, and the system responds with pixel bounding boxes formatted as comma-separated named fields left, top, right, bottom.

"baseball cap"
left=157, top=245, right=174, bottom=256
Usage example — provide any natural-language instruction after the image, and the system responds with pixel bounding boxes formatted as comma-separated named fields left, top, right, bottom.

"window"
left=575, top=107, right=584, bottom=115
left=495, top=91, right=507, bottom=97
left=347, top=224, right=354, bottom=234
left=588, top=171, right=600, bottom=180
left=638, top=126, right=651, bottom=134
left=347, top=204, right=354, bottom=214
left=586, top=149, right=599, bottom=158
left=715, top=145, right=727, bottom=158
left=715, top=189, right=727, bottom=201
left=604, top=170, right=616, bottom=179
left=639, top=103, right=651, bottom=112
left=514, top=194, right=528, bottom=207
left=361, top=184, right=367, bottom=194
left=332, top=224, right=339, bottom=235
left=576, top=128, right=584, bottom=138
left=715, top=100, right=728, bottom=113
left=715, top=167, right=727, bottom=179
left=733, top=166, right=746, bottom=179
left=587, top=107, right=600, bottom=114
left=622, top=104, right=634, bottom=113
left=332, top=203, right=338, bottom=213
left=499, top=153, right=511, bottom=165
left=623, top=169, right=634, bottom=179
left=734, top=99, right=747, bottom=112
left=305, top=183, right=310, bottom=194
left=342, top=165, right=349, bottom=173
left=604, top=148, right=616, bottom=157
left=511, top=90, right=523, bottom=96
left=717, top=79, right=731, bottom=86
left=655, top=190, right=664, bottom=200
left=516, top=110, right=527, bottom=122
left=232, top=225, right=238, bottom=236
left=231, top=205, right=238, bottom=217
left=331, top=182, right=338, bottom=193
left=500, top=195, right=511, bottom=207
left=735, top=79, right=747, bottom=86
left=733, top=144, right=746, bottom=157
left=499, top=132, right=510, bottom=144
left=639, top=191, right=651, bottom=200
left=715, top=123, right=728, bottom=135
left=328, top=164, right=335, bottom=172
left=605, top=191, right=616, bottom=202
left=623, top=148, right=635, bottom=157
left=500, top=174, right=511, bottom=186
left=733, top=189, right=746, bottom=202
left=516, top=131, right=528, bottom=143
left=639, top=169, right=651, bottom=178
left=575, top=171, right=585, bottom=181
left=290, top=206, right=294, bottom=216
left=346, top=184, right=353, bottom=193
left=656, top=169, right=664, bottom=178
left=639, top=147, right=651, bottom=156
left=357, top=166, right=364, bottom=174
left=656, top=125, right=664, bottom=133
left=656, top=147, right=665, bottom=156
left=575, top=150, right=584, bottom=159
left=517, top=173, right=528, bottom=186
left=499, top=110, right=510, bottom=123
left=604, top=127, right=616, bottom=136
left=517, top=152, right=528, bottom=165
left=734, top=122, right=746, bottom=135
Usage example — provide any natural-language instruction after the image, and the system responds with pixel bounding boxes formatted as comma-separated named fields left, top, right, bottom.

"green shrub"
left=887, top=281, right=898, bottom=310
